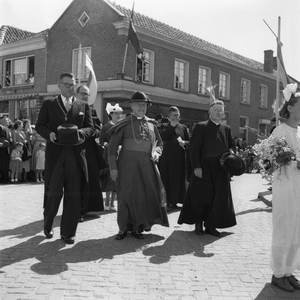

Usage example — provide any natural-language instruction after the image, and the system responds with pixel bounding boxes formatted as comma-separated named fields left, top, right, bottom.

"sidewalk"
left=0, top=174, right=299, bottom=300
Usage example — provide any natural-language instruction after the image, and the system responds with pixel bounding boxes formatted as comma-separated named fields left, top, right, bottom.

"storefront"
left=0, top=93, right=41, bottom=124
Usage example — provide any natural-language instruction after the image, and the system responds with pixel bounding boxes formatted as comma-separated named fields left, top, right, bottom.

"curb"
left=258, top=190, right=272, bottom=207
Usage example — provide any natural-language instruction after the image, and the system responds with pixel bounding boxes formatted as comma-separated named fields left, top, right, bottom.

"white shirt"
left=61, top=95, right=72, bottom=110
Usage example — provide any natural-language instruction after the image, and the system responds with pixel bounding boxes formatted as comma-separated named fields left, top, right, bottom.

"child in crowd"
left=9, top=142, right=23, bottom=183
left=35, top=142, right=45, bottom=183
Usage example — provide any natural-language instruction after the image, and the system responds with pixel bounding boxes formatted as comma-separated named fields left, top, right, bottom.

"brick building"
left=0, top=0, right=298, bottom=144
left=0, top=26, right=48, bottom=124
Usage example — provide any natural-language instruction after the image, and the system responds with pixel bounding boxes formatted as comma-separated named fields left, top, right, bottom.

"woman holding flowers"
left=270, top=83, right=300, bottom=292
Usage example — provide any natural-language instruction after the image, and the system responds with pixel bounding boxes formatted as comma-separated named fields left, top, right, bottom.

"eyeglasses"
left=80, top=92, right=90, bottom=96
left=60, top=82, right=75, bottom=88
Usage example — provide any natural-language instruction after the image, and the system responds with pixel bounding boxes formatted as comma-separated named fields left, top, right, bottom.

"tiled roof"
left=111, top=2, right=264, bottom=71
left=0, top=25, right=47, bottom=45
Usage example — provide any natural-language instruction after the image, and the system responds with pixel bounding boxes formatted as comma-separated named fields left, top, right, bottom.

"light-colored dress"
left=31, top=131, right=46, bottom=171
left=11, top=130, right=30, bottom=172
left=271, top=123, right=300, bottom=276
left=36, top=149, right=45, bottom=170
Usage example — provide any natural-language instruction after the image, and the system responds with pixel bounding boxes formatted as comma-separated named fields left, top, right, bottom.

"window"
left=15, top=98, right=38, bottom=124
left=174, top=59, right=189, bottom=91
left=223, top=111, right=230, bottom=125
left=3, top=56, right=35, bottom=87
left=219, top=72, right=230, bottom=99
left=259, top=84, right=268, bottom=108
left=239, top=116, right=249, bottom=141
left=72, top=47, right=92, bottom=81
left=240, top=79, right=251, bottom=104
left=136, top=49, right=154, bottom=84
left=78, top=11, right=90, bottom=27
left=198, top=66, right=211, bottom=94
left=0, top=101, right=9, bottom=115
left=258, top=123, right=268, bottom=137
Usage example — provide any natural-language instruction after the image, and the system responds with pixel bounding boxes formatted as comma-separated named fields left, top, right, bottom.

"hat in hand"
left=129, top=91, right=153, bottom=106
left=53, top=123, right=84, bottom=146
left=220, top=152, right=245, bottom=176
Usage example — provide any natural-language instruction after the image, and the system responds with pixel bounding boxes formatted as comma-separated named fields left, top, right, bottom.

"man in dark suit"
left=36, top=73, right=95, bottom=244
left=178, top=100, right=236, bottom=237
left=0, top=115, right=12, bottom=184
left=76, top=85, right=106, bottom=221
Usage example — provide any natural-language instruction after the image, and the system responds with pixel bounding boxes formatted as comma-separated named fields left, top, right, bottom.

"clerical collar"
left=210, top=119, right=221, bottom=126
left=132, top=114, right=144, bottom=120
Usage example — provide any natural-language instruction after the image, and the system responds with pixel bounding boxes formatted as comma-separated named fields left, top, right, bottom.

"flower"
left=253, top=136, right=296, bottom=181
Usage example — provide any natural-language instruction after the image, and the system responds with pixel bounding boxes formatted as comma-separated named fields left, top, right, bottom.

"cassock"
left=178, top=119, right=236, bottom=229
left=82, top=107, right=106, bottom=214
left=159, top=123, right=189, bottom=205
left=108, top=114, right=169, bottom=232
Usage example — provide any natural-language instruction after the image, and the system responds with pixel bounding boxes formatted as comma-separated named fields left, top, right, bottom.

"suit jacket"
left=0, top=125, right=12, bottom=155
left=36, top=95, right=95, bottom=205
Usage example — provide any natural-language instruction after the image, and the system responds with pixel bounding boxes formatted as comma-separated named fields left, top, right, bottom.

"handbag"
left=22, top=143, right=32, bottom=161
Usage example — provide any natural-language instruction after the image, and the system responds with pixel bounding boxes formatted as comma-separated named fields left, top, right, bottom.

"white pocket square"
left=79, top=112, right=84, bottom=115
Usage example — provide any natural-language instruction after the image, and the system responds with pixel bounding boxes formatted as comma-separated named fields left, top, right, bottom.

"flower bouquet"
left=253, top=136, right=296, bottom=181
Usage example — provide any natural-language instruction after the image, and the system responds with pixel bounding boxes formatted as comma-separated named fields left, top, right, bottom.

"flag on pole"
left=85, top=53, right=97, bottom=105
left=276, top=39, right=289, bottom=88
left=127, top=1, right=143, bottom=59
left=127, top=21, right=144, bottom=59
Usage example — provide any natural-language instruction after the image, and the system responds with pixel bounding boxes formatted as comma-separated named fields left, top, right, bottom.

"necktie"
left=65, top=98, right=71, bottom=111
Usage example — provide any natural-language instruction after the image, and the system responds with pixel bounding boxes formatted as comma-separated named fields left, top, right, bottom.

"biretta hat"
left=220, top=152, right=245, bottom=176
left=105, top=103, right=123, bottom=115
left=53, top=123, right=84, bottom=146
left=129, top=91, right=153, bottom=106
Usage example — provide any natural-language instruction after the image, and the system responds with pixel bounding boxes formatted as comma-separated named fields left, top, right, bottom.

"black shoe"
left=195, top=223, right=204, bottom=235
left=44, top=229, right=54, bottom=239
left=286, top=275, right=300, bottom=290
left=79, top=216, right=84, bottom=222
left=271, top=275, right=294, bottom=292
left=61, top=235, right=75, bottom=244
left=115, top=231, right=127, bottom=240
left=205, top=228, right=222, bottom=237
left=131, top=231, right=144, bottom=239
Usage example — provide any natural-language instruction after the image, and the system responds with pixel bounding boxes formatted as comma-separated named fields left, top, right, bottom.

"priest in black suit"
left=36, top=73, right=95, bottom=244
left=76, top=85, right=106, bottom=220
left=159, top=106, right=189, bottom=210
left=178, top=100, right=236, bottom=237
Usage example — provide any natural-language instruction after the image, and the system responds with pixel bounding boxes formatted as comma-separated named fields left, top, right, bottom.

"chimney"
left=273, top=57, right=277, bottom=70
left=264, top=50, right=274, bottom=73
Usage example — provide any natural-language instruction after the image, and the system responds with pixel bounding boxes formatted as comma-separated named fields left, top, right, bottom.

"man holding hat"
left=36, top=73, right=95, bottom=244
left=178, top=99, right=236, bottom=237
left=108, top=91, right=169, bottom=240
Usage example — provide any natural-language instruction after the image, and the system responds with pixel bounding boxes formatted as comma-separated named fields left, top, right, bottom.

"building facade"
left=0, top=0, right=298, bottom=145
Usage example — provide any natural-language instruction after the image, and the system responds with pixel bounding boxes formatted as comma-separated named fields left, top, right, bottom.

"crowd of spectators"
left=0, top=115, right=46, bottom=184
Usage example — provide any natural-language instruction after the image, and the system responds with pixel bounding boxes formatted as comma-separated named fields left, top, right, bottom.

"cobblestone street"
left=1, top=173, right=299, bottom=300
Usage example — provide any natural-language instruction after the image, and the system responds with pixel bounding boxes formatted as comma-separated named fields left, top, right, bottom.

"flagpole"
left=78, top=44, right=82, bottom=86
left=275, top=17, right=281, bottom=127
left=121, top=42, right=129, bottom=76
left=121, top=1, right=135, bottom=78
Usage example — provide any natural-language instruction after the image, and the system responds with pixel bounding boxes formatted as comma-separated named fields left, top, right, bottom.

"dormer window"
left=78, top=11, right=90, bottom=27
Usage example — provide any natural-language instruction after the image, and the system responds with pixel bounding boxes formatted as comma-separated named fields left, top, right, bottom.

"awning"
left=0, top=93, right=39, bottom=100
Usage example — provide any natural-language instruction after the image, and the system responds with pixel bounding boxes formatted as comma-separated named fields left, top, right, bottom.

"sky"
left=1, top=0, right=299, bottom=80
